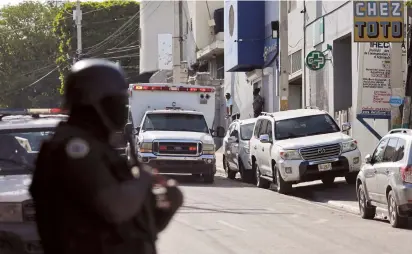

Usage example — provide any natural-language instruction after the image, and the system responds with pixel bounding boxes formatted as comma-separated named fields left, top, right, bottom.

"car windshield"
left=0, top=128, right=54, bottom=175
left=275, top=114, right=340, bottom=140
left=142, top=113, right=209, bottom=133
left=240, top=123, right=255, bottom=140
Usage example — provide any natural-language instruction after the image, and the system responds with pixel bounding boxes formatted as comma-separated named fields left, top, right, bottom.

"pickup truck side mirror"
left=213, top=126, right=225, bottom=138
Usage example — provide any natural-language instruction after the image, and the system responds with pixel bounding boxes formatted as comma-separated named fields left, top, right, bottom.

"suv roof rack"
left=387, top=128, right=412, bottom=135
left=260, top=112, right=274, bottom=117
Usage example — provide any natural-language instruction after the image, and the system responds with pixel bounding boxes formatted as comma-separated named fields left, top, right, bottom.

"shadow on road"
left=164, top=174, right=255, bottom=188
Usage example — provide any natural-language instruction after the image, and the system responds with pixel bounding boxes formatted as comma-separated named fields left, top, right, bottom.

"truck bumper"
left=138, top=153, right=216, bottom=175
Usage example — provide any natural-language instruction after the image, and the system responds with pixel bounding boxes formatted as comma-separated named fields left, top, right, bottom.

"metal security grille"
left=290, top=50, right=302, bottom=74
left=300, top=143, right=341, bottom=161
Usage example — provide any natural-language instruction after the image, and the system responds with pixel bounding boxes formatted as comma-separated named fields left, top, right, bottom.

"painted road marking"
left=217, top=220, right=247, bottom=232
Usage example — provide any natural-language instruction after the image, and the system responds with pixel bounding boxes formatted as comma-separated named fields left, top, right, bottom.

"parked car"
left=250, top=109, right=361, bottom=194
left=356, top=128, right=412, bottom=228
left=223, top=118, right=256, bottom=182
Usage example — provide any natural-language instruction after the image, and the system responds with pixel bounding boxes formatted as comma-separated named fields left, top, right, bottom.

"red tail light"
left=159, top=145, right=167, bottom=150
left=132, top=84, right=215, bottom=92
left=400, top=165, right=412, bottom=183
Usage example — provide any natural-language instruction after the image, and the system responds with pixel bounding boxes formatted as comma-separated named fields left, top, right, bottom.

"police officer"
left=29, top=59, right=183, bottom=254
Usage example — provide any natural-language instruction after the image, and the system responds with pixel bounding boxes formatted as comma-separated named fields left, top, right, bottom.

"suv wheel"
left=357, top=184, right=376, bottom=219
left=345, top=172, right=358, bottom=185
left=321, top=176, right=335, bottom=186
left=224, top=157, right=236, bottom=179
left=255, top=164, right=270, bottom=189
left=388, top=190, right=408, bottom=228
left=239, top=161, right=254, bottom=183
left=273, top=166, right=292, bottom=194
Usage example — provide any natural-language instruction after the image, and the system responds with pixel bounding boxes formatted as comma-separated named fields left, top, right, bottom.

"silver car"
left=356, top=129, right=412, bottom=228
left=223, top=118, right=256, bottom=182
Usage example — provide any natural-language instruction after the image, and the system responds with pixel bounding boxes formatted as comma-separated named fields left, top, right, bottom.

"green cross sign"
left=306, top=50, right=326, bottom=71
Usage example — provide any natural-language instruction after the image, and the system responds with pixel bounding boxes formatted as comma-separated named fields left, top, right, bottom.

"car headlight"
left=280, top=150, right=302, bottom=160
left=138, top=142, right=152, bottom=153
left=202, top=143, right=215, bottom=155
left=342, top=140, right=357, bottom=153
left=0, top=202, right=23, bottom=222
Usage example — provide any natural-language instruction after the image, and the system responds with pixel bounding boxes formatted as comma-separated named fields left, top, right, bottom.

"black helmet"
left=64, top=59, right=129, bottom=131
left=64, top=59, right=128, bottom=109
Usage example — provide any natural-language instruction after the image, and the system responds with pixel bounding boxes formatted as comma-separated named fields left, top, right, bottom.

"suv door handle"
left=254, top=146, right=257, bottom=149
left=385, top=169, right=390, bottom=174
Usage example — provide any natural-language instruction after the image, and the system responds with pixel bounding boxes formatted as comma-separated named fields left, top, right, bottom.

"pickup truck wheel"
left=203, top=173, right=214, bottom=184
left=388, top=190, right=408, bottom=228
left=321, top=176, right=335, bottom=186
left=357, top=184, right=376, bottom=219
left=274, top=166, right=292, bottom=194
left=345, top=172, right=358, bottom=185
left=255, top=164, right=270, bottom=189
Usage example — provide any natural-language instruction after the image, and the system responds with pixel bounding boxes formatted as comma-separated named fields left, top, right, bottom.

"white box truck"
left=126, top=83, right=225, bottom=183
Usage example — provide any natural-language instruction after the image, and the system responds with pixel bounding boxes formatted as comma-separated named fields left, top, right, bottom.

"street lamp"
left=271, top=21, right=279, bottom=39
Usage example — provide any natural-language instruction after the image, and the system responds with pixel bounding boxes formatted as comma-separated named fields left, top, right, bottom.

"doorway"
left=289, top=76, right=302, bottom=109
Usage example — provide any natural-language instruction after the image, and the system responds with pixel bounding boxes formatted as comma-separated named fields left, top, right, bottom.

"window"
left=383, top=138, right=398, bottom=162
left=266, top=121, right=273, bottom=141
left=258, top=120, right=269, bottom=137
left=0, top=128, right=55, bottom=175
left=240, top=123, right=255, bottom=140
left=216, top=55, right=224, bottom=79
left=372, top=138, right=389, bottom=163
left=275, top=114, right=339, bottom=140
left=142, top=113, right=209, bottom=133
left=395, top=138, right=406, bottom=162
left=253, top=120, right=263, bottom=138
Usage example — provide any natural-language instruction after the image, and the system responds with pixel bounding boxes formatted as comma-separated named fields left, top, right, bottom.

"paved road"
left=157, top=175, right=411, bottom=254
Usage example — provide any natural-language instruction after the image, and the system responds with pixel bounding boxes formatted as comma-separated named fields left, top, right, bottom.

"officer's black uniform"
left=29, top=59, right=183, bottom=254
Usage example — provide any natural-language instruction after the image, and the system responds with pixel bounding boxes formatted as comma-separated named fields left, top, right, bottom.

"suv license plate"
left=318, top=163, right=332, bottom=171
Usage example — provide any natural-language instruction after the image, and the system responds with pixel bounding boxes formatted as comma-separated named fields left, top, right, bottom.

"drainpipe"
left=302, top=0, right=307, bottom=108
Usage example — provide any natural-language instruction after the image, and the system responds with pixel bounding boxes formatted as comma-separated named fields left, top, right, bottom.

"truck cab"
left=127, top=83, right=225, bottom=183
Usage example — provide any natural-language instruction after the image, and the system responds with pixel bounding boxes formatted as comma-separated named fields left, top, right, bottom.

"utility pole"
left=278, top=0, right=289, bottom=111
left=73, top=0, right=82, bottom=64
left=172, top=0, right=182, bottom=83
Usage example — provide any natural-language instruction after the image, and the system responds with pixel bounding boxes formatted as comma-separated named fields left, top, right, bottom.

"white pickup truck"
left=126, top=83, right=225, bottom=183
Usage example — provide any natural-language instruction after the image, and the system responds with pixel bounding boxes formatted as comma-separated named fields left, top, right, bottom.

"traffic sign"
left=389, top=96, right=403, bottom=107
left=306, top=50, right=326, bottom=71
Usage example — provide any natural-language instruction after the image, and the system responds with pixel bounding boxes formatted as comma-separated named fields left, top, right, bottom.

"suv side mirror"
left=365, top=154, right=372, bottom=164
left=259, top=134, right=270, bottom=143
left=342, top=122, right=351, bottom=132
left=135, top=126, right=140, bottom=135
left=213, top=126, right=225, bottom=138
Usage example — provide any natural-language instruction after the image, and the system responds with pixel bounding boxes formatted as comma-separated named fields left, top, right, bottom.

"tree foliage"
left=0, top=1, right=60, bottom=108
left=54, top=0, right=140, bottom=93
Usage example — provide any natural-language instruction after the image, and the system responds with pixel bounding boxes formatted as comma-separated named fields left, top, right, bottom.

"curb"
left=317, top=199, right=360, bottom=215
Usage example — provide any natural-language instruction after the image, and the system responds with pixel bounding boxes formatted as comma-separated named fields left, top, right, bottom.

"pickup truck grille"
left=153, top=142, right=200, bottom=155
left=300, top=143, right=341, bottom=161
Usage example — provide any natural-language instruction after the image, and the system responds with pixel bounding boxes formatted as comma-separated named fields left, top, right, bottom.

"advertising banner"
left=357, top=42, right=392, bottom=119
left=353, top=1, right=404, bottom=42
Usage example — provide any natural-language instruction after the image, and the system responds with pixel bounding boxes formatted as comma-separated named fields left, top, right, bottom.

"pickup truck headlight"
left=138, top=142, right=152, bottom=153
left=280, top=150, right=302, bottom=160
left=341, top=140, right=357, bottom=153
left=0, top=203, right=23, bottom=222
left=202, top=143, right=215, bottom=155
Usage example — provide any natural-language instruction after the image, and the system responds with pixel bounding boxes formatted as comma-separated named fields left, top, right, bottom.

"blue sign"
left=263, top=37, right=278, bottom=67
left=389, top=96, right=403, bottom=107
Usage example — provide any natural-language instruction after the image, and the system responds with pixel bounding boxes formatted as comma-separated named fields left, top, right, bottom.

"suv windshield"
left=240, top=123, right=255, bottom=140
left=142, top=113, right=209, bottom=133
left=275, top=114, right=340, bottom=140
left=0, top=128, right=54, bottom=175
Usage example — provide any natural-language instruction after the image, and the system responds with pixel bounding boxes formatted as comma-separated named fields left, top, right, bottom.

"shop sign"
left=263, top=38, right=278, bottom=67
left=306, top=51, right=326, bottom=71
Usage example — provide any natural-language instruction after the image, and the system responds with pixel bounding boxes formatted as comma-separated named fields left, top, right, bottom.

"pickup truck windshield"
left=275, top=114, right=340, bottom=140
left=142, top=113, right=209, bottom=133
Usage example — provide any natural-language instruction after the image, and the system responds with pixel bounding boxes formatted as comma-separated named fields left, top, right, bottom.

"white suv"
left=250, top=109, right=361, bottom=194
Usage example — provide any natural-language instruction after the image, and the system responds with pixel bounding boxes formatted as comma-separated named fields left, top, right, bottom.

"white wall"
left=288, top=1, right=304, bottom=55
left=140, top=1, right=195, bottom=74
left=224, top=72, right=253, bottom=120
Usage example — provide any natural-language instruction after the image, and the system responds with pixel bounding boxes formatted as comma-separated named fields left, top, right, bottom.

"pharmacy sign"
left=306, top=50, right=326, bottom=71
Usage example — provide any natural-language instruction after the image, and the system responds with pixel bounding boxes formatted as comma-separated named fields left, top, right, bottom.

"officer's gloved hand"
left=151, top=169, right=183, bottom=210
